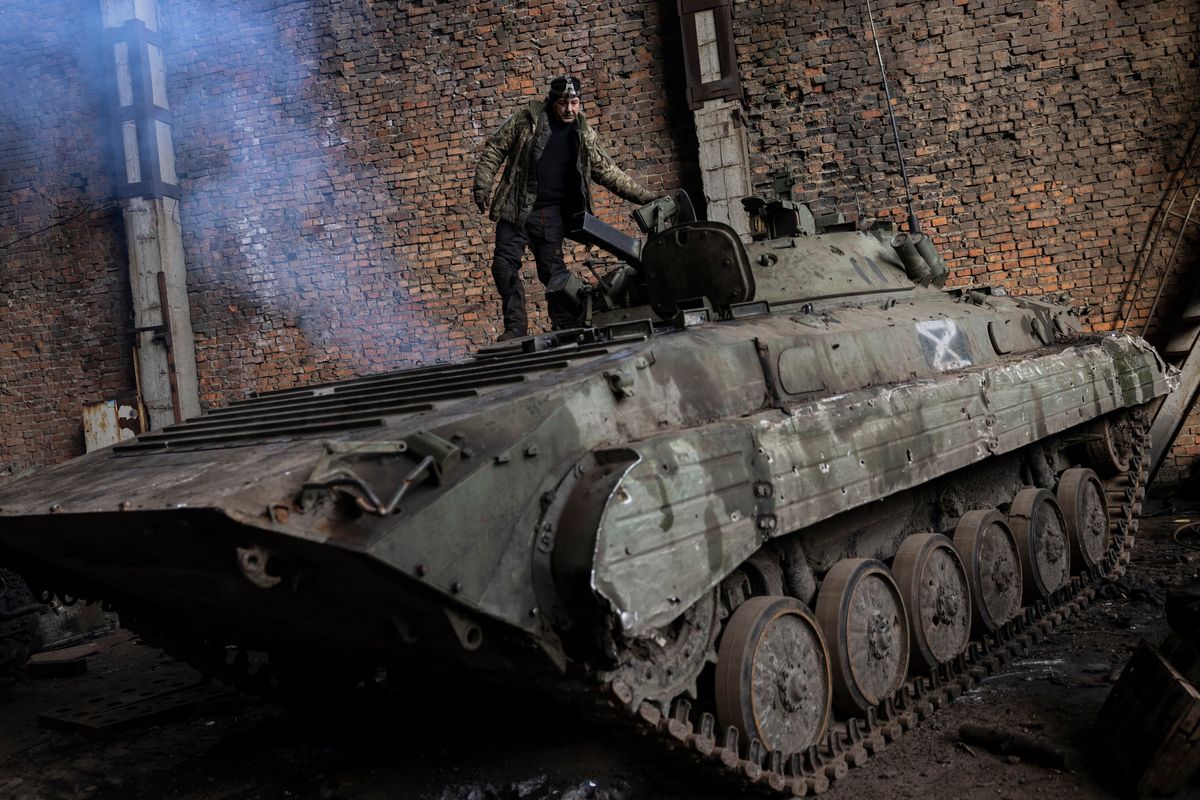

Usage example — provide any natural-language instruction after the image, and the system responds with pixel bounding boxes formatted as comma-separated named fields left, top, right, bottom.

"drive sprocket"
left=602, top=589, right=720, bottom=711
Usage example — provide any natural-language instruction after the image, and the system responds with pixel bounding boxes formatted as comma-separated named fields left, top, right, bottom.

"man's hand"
left=474, top=191, right=489, bottom=214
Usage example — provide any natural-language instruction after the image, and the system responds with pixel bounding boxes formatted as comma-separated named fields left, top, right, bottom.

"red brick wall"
left=735, top=0, right=1198, bottom=316
left=1, top=0, right=1199, bottom=484
left=159, top=0, right=696, bottom=407
left=0, top=4, right=133, bottom=471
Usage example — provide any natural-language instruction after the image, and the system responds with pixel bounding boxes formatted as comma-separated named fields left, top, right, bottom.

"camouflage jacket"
left=473, top=100, right=656, bottom=226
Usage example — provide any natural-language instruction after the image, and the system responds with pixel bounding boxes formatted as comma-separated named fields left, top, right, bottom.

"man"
left=473, top=76, right=657, bottom=341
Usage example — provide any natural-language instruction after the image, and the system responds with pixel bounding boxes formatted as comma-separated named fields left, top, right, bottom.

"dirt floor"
left=3, top=513, right=1200, bottom=800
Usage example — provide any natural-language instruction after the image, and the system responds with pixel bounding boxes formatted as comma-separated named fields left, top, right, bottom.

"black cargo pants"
left=490, top=205, right=578, bottom=335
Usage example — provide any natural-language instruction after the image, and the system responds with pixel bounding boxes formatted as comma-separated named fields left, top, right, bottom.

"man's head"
left=546, top=76, right=582, bottom=123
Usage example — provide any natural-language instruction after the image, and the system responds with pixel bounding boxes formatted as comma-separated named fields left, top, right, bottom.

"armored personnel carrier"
left=0, top=192, right=1172, bottom=794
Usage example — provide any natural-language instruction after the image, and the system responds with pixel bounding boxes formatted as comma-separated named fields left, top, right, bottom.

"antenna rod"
left=864, top=0, right=920, bottom=234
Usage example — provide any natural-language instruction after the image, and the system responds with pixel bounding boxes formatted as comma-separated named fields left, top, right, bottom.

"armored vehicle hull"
left=0, top=209, right=1175, bottom=793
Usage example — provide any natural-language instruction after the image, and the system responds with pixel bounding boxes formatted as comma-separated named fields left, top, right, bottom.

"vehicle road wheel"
left=1008, top=488, right=1071, bottom=603
left=952, top=509, right=1023, bottom=635
left=1085, top=416, right=1133, bottom=477
left=714, top=595, right=831, bottom=757
left=1057, top=468, right=1110, bottom=573
left=893, top=533, right=972, bottom=672
left=816, top=558, right=909, bottom=715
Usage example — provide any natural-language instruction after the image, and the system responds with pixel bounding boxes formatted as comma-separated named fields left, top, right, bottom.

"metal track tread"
left=589, top=423, right=1152, bottom=797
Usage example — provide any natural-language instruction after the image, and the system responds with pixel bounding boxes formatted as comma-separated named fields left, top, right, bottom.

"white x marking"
left=916, top=320, right=973, bottom=371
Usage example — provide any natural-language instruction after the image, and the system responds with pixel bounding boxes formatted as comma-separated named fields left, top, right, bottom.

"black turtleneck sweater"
left=534, top=115, right=578, bottom=209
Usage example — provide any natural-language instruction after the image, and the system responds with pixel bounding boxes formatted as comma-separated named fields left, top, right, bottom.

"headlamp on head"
left=547, top=76, right=582, bottom=103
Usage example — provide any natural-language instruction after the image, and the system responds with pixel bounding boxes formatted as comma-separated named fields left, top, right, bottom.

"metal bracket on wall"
left=130, top=271, right=182, bottom=423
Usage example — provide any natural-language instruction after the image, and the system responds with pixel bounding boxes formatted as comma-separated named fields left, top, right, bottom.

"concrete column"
left=678, top=2, right=754, bottom=240
left=694, top=98, right=753, bottom=239
left=123, top=197, right=201, bottom=426
left=101, top=0, right=200, bottom=427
